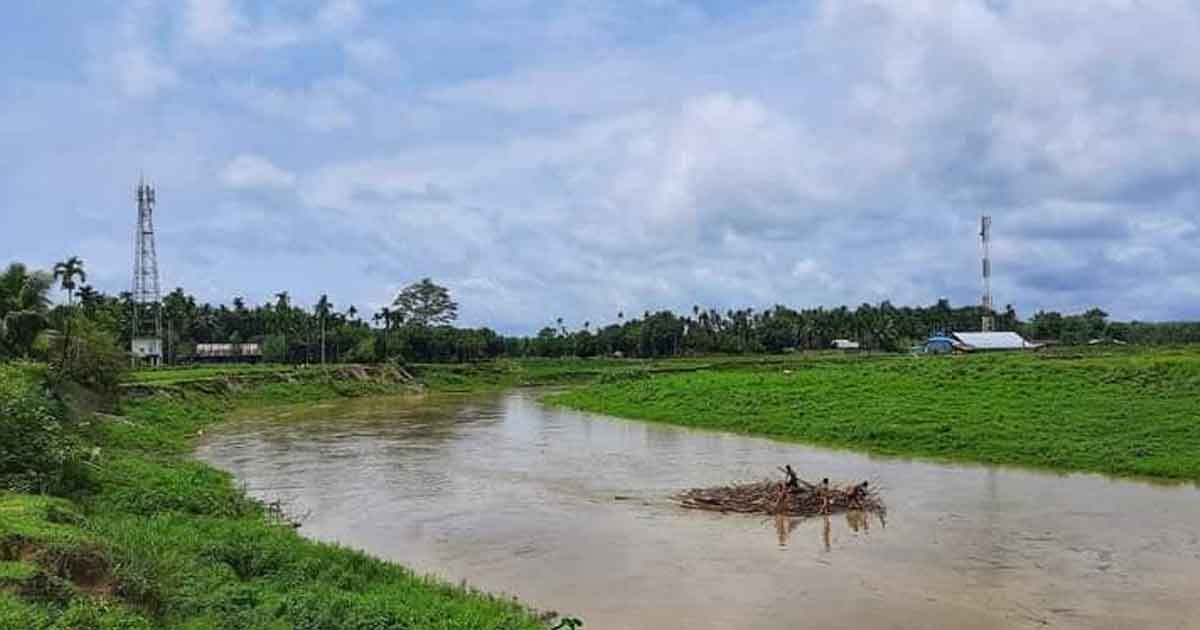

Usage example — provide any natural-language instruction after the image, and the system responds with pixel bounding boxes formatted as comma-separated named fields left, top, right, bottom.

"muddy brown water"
left=195, top=391, right=1200, bottom=629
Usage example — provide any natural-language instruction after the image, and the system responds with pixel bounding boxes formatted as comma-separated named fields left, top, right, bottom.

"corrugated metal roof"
left=950, top=331, right=1032, bottom=350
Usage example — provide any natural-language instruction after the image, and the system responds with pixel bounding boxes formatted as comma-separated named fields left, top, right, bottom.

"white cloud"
left=183, top=0, right=242, bottom=46
left=318, top=0, right=363, bottom=30
left=344, top=38, right=395, bottom=66
left=180, top=0, right=302, bottom=50
left=221, top=154, right=296, bottom=189
left=84, top=0, right=178, bottom=98
left=95, top=47, right=179, bottom=98
left=227, top=78, right=366, bottom=131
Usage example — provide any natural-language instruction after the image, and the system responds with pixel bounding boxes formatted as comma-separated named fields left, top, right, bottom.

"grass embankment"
left=549, top=348, right=1200, bottom=480
left=120, top=357, right=722, bottom=393
left=1, top=362, right=546, bottom=629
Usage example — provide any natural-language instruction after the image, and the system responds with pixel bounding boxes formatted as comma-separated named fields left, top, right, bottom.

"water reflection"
left=198, top=390, right=1200, bottom=630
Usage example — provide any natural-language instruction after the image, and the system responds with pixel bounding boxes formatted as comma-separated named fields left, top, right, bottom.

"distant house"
left=193, top=343, right=262, bottom=363
left=951, top=332, right=1037, bottom=351
left=924, top=331, right=1037, bottom=353
left=923, top=334, right=960, bottom=354
left=830, top=339, right=861, bottom=350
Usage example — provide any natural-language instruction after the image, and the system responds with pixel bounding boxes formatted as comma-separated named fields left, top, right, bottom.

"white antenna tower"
left=131, top=175, right=163, bottom=366
left=980, top=214, right=994, bottom=332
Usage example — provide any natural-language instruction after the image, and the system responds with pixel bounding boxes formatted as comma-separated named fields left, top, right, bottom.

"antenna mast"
left=980, top=214, right=994, bottom=332
left=132, top=176, right=163, bottom=366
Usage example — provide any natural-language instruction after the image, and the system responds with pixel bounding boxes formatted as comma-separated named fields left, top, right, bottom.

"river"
left=195, top=390, right=1200, bottom=629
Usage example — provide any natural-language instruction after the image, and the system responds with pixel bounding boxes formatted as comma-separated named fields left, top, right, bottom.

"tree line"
left=4, top=258, right=1199, bottom=369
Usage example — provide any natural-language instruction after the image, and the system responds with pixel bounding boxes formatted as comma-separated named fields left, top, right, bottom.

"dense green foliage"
left=0, top=263, right=54, bottom=358
left=387, top=278, right=460, bottom=327
left=0, top=364, right=88, bottom=495
left=549, top=347, right=1200, bottom=480
left=10, top=256, right=1200, bottom=368
left=0, top=364, right=546, bottom=629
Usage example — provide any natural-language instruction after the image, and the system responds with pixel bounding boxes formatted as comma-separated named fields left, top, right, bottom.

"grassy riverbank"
left=1, top=362, right=547, bottom=629
left=6, top=348, right=1198, bottom=626
left=548, top=347, right=1200, bottom=480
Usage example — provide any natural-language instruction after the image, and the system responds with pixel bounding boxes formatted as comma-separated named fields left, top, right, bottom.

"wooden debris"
left=676, top=466, right=884, bottom=517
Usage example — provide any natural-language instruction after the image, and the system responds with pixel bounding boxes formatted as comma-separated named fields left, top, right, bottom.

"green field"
left=548, top=347, right=1200, bottom=480
left=1, top=362, right=548, bottom=629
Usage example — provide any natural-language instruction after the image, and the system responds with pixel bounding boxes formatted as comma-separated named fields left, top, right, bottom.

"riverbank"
left=548, top=347, right=1200, bottom=480
left=6, top=348, right=1198, bottom=625
left=1, top=362, right=550, bottom=629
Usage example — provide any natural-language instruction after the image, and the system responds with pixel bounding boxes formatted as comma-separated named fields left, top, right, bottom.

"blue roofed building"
left=924, top=331, right=1037, bottom=354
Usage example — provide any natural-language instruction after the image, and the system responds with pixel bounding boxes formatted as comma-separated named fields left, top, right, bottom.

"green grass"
left=410, top=357, right=716, bottom=391
left=548, top=348, right=1200, bottom=480
left=2, top=364, right=548, bottom=629
left=123, top=364, right=303, bottom=385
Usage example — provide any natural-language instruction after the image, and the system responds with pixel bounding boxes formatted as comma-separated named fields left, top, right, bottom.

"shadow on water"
left=199, top=389, right=1200, bottom=630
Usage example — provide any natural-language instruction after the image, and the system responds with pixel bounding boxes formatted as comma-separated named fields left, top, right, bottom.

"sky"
left=1, top=0, right=1198, bottom=333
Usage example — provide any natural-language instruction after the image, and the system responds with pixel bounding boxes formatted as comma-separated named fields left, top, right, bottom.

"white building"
left=949, top=331, right=1038, bottom=351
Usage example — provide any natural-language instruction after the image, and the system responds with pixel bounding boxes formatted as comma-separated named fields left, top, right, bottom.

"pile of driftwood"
left=677, top=465, right=884, bottom=517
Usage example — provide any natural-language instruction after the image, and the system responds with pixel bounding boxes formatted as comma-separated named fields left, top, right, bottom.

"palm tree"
left=53, top=256, right=86, bottom=307
left=52, top=256, right=86, bottom=369
left=76, top=285, right=99, bottom=311
left=315, top=294, right=332, bottom=364
left=271, top=291, right=293, bottom=362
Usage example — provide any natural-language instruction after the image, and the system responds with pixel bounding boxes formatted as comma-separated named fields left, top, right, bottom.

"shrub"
left=0, top=364, right=89, bottom=495
left=50, top=317, right=127, bottom=397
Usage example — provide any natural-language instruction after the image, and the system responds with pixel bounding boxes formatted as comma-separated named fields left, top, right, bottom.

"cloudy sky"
left=2, top=0, right=1198, bottom=332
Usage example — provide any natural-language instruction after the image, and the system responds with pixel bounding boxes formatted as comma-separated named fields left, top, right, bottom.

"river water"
left=195, top=390, right=1200, bottom=629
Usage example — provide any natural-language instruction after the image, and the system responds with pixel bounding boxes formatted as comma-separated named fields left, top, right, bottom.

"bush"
left=49, top=316, right=127, bottom=396
left=343, top=336, right=375, bottom=364
left=0, top=364, right=89, bottom=495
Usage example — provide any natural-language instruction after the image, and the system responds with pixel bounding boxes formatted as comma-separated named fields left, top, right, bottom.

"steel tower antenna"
left=980, top=214, right=994, bottom=332
left=131, top=175, right=163, bottom=366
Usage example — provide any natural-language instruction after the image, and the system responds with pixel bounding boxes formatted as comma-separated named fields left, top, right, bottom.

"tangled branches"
left=676, top=465, right=884, bottom=517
